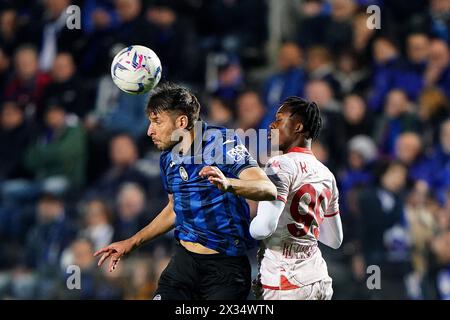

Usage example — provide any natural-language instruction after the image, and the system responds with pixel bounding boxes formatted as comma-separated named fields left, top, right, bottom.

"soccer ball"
left=111, top=45, right=162, bottom=94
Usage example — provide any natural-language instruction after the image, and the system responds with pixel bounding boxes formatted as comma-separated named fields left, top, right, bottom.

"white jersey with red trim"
left=264, top=146, right=340, bottom=250
left=258, top=146, right=340, bottom=289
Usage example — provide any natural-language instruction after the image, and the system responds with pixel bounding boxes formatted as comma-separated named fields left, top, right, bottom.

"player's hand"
left=93, top=238, right=136, bottom=272
left=199, top=166, right=231, bottom=192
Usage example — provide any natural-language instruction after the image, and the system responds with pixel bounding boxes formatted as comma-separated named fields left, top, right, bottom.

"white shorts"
left=253, top=245, right=333, bottom=300
left=259, top=276, right=333, bottom=300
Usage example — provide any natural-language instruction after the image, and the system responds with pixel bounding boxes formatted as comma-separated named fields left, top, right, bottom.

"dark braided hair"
left=282, top=96, right=322, bottom=141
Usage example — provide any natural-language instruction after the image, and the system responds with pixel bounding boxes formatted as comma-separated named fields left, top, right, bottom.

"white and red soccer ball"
left=111, top=45, right=162, bottom=94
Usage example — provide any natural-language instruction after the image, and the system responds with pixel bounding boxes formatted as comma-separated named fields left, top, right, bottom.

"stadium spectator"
left=371, top=33, right=431, bottom=107
left=145, top=1, right=199, bottom=82
left=58, top=238, right=124, bottom=299
left=398, top=33, right=431, bottom=101
left=368, top=36, right=402, bottom=113
left=79, top=2, right=120, bottom=77
left=429, top=119, right=450, bottom=204
left=198, top=0, right=267, bottom=59
left=339, top=135, right=377, bottom=213
left=0, top=6, right=21, bottom=56
left=78, top=0, right=149, bottom=78
left=418, top=87, right=450, bottom=147
left=394, top=132, right=433, bottom=184
left=43, top=52, right=89, bottom=119
left=429, top=0, right=450, bottom=43
left=23, top=193, right=76, bottom=298
left=333, top=50, right=371, bottom=96
left=424, top=39, right=450, bottom=98
left=304, top=79, right=341, bottom=113
left=380, top=3, right=429, bottom=49
left=261, top=42, right=305, bottom=130
left=24, top=104, right=87, bottom=194
left=311, top=139, right=335, bottom=171
left=336, top=135, right=377, bottom=298
left=81, top=0, right=119, bottom=35
left=26, top=0, right=85, bottom=72
left=114, top=0, right=149, bottom=46
left=287, top=0, right=359, bottom=55
left=305, top=46, right=341, bottom=96
left=3, top=45, right=51, bottom=121
left=123, top=256, right=156, bottom=299
left=374, top=89, right=422, bottom=157
left=295, top=0, right=330, bottom=49
left=336, top=94, right=374, bottom=156
left=210, top=52, right=244, bottom=101
left=235, top=90, right=267, bottom=164
left=112, top=183, right=149, bottom=242
left=429, top=198, right=450, bottom=299
left=206, top=96, right=235, bottom=128
left=86, top=73, right=149, bottom=138
left=305, top=79, right=342, bottom=160
left=324, top=0, right=356, bottom=54
left=235, top=90, right=265, bottom=131
left=404, top=181, right=437, bottom=299
left=87, top=134, right=151, bottom=200
left=356, top=161, right=410, bottom=299
left=78, top=198, right=114, bottom=252
left=351, top=10, right=376, bottom=61
left=0, top=101, right=35, bottom=180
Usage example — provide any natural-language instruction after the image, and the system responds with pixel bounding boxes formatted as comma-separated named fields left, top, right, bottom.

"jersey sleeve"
left=264, top=155, right=296, bottom=203
left=325, top=175, right=339, bottom=217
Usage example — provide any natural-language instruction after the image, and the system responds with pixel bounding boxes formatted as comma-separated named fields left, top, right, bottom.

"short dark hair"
left=282, top=96, right=322, bottom=141
left=145, top=83, right=200, bottom=129
left=373, top=159, right=407, bottom=185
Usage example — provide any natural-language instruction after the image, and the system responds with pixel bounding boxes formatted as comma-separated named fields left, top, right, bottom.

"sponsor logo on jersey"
left=226, top=144, right=249, bottom=162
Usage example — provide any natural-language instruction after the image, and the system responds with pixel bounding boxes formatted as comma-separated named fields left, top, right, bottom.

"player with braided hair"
left=250, top=96, right=343, bottom=300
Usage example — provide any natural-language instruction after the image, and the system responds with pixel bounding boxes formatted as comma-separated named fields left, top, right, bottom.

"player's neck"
left=178, top=126, right=196, bottom=155
left=283, top=139, right=311, bottom=154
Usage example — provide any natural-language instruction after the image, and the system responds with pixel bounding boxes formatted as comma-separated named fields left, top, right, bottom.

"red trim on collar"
left=287, top=147, right=313, bottom=154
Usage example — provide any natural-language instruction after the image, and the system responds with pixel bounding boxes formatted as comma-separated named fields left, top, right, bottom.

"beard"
left=153, top=139, right=179, bottom=151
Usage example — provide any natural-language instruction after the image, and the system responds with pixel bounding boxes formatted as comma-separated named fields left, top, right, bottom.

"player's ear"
left=294, top=122, right=303, bottom=134
left=176, top=115, right=189, bottom=129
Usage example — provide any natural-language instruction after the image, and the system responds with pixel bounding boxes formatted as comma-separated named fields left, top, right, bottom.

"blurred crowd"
left=0, top=0, right=450, bottom=300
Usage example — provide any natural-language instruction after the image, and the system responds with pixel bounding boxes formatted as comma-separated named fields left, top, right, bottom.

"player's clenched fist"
left=93, top=238, right=137, bottom=272
left=199, top=166, right=231, bottom=192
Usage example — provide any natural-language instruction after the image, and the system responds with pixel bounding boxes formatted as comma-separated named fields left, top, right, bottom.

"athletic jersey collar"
left=287, top=147, right=313, bottom=154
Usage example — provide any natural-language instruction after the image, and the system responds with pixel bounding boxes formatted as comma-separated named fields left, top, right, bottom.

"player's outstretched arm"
left=94, top=194, right=175, bottom=272
left=318, top=214, right=343, bottom=249
left=199, top=166, right=277, bottom=201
